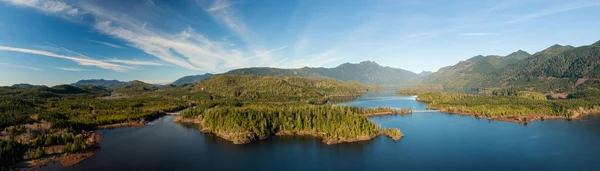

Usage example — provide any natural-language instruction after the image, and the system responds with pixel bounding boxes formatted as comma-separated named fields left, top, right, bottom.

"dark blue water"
left=40, top=95, right=600, bottom=171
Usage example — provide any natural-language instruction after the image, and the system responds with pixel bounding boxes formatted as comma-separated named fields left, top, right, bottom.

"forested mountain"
left=172, top=73, right=213, bottom=85
left=484, top=41, right=600, bottom=93
left=111, top=80, right=156, bottom=93
left=420, top=40, right=600, bottom=94
left=225, top=61, right=419, bottom=86
left=195, top=75, right=366, bottom=102
left=418, top=71, right=433, bottom=77
left=72, top=79, right=128, bottom=88
left=420, top=50, right=531, bottom=90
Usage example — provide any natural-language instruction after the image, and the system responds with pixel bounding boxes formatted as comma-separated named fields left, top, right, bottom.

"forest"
left=178, top=104, right=402, bottom=144
left=1, top=75, right=406, bottom=167
left=416, top=90, right=600, bottom=123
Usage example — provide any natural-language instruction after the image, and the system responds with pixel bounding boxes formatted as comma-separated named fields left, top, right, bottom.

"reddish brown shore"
left=20, top=132, right=102, bottom=169
left=97, top=120, right=147, bottom=129
left=27, top=150, right=97, bottom=168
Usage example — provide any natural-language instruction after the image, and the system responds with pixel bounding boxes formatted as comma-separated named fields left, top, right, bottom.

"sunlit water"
left=40, top=95, right=600, bottom=171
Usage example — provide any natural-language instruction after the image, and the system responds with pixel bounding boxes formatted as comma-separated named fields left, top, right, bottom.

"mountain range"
left=421, top=40, right=600, bottom=95
left=63, top=40, right=600, bottom=96
left=225, top=61, right=420, bottom=86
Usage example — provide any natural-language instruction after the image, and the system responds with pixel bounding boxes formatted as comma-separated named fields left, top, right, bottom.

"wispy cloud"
left=0, top=62, right=42, bottom=71
left=507, top=2, right=600, bottom=23
left=201, top=0, right=274, bottom=65
left=253, top=45, right=287, bottom=60
left=460, top=32, right=497, bottom=36
left=275, top=49, right=341, bottom=68
left=105, top=59, right=163, bottom=66
left=87, top=39, right=125, bottom=49
left=2, top=0, right=80, bottom=16
left=4, top=0, right=254, bottom=72
left=55, top=67, right=85, bottom=71
left=94, top=21, right=249, bottom=71
left=0, top=46, right=130, bottom=72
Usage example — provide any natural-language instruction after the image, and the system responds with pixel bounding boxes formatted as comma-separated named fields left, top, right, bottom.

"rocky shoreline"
left=361, top=109, right=412, bottom=117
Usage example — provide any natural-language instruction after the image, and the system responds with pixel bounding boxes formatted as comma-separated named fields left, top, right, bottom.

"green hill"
left=224, top=61, right=418, bottom=86
left=172, top=73, right=213, bottom=85
left=420, top=50, right=531, bottom=91
left=194, top=75, right=366, bottom=102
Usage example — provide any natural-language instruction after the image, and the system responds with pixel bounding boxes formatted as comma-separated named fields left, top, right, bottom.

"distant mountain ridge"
left=172, top=73, right=213, bottom=85
left=225, top=61, right=419, bottom=86
left=72, top=79, right=128, bottom=88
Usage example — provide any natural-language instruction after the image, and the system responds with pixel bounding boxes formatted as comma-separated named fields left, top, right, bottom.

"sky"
left=1, top=0, right=599, bottom=86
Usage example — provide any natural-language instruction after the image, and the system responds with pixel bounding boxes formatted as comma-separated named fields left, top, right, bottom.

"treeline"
left=179, top=104, right=404, bottom=144
left=395, top=89, right=429, bottom=96
left=417, top=92, right=600, bottom=119
left=478, top=88, right=547, bottom=100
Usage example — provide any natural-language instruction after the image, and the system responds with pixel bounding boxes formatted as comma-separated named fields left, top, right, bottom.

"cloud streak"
left=0, top=62, right=43, bottom=71
left=55, top=67, right=85, bottom=71
left=105, top=59, right=163, bottom=66
left=0, top=46, right=130, bottom=72
left=2, top=0, right=80, bottom=16
left=507, top=2, right=600, bottom=23
left=87, top=39, right=125, bottom=49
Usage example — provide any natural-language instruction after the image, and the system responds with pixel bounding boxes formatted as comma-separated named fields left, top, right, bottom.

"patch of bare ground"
left=27, top=150, right=97, bottom=168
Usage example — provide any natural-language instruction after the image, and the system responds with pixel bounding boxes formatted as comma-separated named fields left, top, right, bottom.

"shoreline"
left=97, top=107, right=189, bottom=129
left=18, top=108, right=189, bottom=169
left=416, top=99, right=600, bottom=124
left=361, top=110, right=412, bottom=117
left=16, top=132, right=102, bottom=169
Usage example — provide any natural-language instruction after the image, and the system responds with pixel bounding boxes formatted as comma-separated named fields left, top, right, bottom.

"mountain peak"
left=506, top=50, right=531, bottom=60
left=418, top=71, right=433, bottom=77
left=359, top=60, right=380, bottom=66
left=548, top=44, right=563, bottom=49
left=541, top=44, right=575, bottom=55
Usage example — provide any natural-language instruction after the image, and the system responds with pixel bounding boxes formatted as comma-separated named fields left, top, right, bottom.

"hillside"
left=420, top=40, right=600, bottom=94
left=172, top=73, right=213, bottom=85
left=194, top=75, right=366, bottom=102
left=486, top=42, right=600, bottom=93
left=111, top=80, right=156, bottom=94
left=225, top=61, right=419, bottom=86
left=72, top=79, right=128, bottom=88
left=420, top=50, right=531, bottom=91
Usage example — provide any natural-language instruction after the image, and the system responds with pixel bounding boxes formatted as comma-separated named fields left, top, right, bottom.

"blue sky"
left=1, top=0, right=599, bottom=86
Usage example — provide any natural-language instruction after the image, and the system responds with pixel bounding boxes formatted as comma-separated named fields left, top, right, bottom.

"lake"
left=40, top=95, right=600, bottom=171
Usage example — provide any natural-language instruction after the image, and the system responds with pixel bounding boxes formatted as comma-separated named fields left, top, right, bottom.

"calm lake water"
left=40, top=95, right=600, bottom=171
